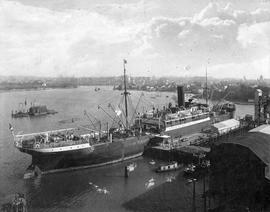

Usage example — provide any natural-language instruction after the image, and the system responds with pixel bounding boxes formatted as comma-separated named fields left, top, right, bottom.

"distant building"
left=255, top=89, right=270, bottom=125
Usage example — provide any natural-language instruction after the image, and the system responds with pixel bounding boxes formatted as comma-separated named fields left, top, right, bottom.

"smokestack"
left=177, top=86, right=184, bottom=107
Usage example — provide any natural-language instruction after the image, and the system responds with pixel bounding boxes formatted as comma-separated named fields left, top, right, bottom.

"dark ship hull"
left=19, top=135, right=149, bottom=173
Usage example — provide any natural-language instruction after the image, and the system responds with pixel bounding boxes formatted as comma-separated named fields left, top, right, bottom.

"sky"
left=0, top=0, right=270, bottom=79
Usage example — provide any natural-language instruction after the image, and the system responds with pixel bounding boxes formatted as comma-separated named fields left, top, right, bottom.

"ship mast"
left=205, top=65, right=208, bottom=106
left=123, top=59, right=129, bottom=128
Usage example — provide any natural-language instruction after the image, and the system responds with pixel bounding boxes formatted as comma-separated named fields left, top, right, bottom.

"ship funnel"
left=177, top=86, right=185, bottom=107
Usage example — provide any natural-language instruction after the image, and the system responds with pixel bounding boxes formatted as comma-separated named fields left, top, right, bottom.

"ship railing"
left=33, top=138, right=91, bottom=149
left=165, top=112, right=209, bottom=126
left=15, top=128, right=76, bottom=138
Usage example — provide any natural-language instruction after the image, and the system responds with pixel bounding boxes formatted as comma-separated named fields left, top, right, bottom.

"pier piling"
left=124, top=166, right=129, bottom=178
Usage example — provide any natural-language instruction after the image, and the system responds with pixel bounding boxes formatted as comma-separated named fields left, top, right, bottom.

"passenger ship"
left=135, top=86, right=235, bottom=138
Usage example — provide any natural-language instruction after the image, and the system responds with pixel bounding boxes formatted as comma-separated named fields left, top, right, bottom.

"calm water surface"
left=0, top=86, right=253, bottom=211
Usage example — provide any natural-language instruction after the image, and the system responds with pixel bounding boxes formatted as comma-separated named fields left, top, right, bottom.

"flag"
left=9, top=123, right=14, bottom=132
left=115, top=107, right=122, bottom=116
left=123, top=59, right=127, bottom=64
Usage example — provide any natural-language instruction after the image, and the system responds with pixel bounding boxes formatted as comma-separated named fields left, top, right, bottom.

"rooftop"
left=224, top=125, right=270, bottom=165
left=212, top=119, right=240, bottom=130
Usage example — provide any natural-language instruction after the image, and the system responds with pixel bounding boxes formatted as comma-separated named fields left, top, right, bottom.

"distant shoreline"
left=0, top=86, right=77, bottom=93
left=0, top=87, right=257, bottom=106
left=0, top=85, right=116, bottom=93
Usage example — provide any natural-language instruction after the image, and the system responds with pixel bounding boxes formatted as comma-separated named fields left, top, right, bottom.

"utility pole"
left=203, top=173, right=207, bottom=212
left=192, top=179, right=197, bottom=212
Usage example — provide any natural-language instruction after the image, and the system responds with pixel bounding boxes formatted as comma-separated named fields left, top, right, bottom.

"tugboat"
left=10, top=60, right=150, bottom=175
left=183, top=164, right=196, bottom=176
left=28, top=105, right=57, bottom=116
left=156, top=161, right=183, bottom=173
left=11, top=111, right=29, bottom=118
left=11, top=102, right=57, bottom=118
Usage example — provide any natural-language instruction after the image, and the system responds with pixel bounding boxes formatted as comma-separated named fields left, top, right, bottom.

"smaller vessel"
left=149, top=160, right=156, bottom=165
left=28, top=105, right=57, bottom=116
left=166, top=175, right=176, bottom=182
left=127, top=162, right=137, bottom=172
left=1, top=193, right=27, bottom=212
left=11, top=104, right=57, bottom=118
left=156, top=161, right=182, bottom=173
left=11, top=111, right=29, bottom=118
left=183, top=164, right=196, bottom=176
left=145, top=177, right=155, bottom=189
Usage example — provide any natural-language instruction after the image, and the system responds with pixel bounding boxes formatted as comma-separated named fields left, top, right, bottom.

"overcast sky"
left=0, top=0, right=270, bottom=78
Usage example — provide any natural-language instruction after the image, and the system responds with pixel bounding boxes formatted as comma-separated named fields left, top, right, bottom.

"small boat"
left=156, top=161, right=182, bottom=173
left=166, top=175, right=176, bottom=182
left=149, top=177, right=154, bottom=182
left=103, top=189, right=109, bottom=194
left=97, top=188, right=103, bottom=193
left=127, top=162, right=137, bottom=172
left=149, top=160, right=156, bottom=165
left=183, top=164, right=196, bottom=175
left=145, top=178, right=155, bottom=189
left=28, top=105, right=57, bottom=116
left=11, top=104, right=57, bottom=118
left=11, top=111, right=29, bottom=118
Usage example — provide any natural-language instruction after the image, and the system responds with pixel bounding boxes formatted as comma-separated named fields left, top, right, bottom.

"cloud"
left=0, top=0, right=269, bottom=78
left=237, top=22, right=270, bottom=50
left=0, top=0, right=142, bottom=76
left=94, top=0, right=157, bottom=22
left=210, top=55, right=270, bottom=79
left=136, top=2, right=270, bottom=77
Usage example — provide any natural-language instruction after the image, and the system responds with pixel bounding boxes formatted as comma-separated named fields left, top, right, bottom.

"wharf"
left=144, top=125, right=251, bottom=164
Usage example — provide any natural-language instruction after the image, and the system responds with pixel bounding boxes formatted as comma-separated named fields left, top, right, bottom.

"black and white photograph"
left=0, top=0, right=270, bottom=211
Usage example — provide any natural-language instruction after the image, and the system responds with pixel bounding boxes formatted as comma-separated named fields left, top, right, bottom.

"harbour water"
left=0, top=86, right=253, bottom=211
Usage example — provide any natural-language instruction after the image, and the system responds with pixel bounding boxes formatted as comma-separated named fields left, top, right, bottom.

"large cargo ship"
left=10, top=60, right=150, bottom=175
left=12, top=127, right=149, bottom=173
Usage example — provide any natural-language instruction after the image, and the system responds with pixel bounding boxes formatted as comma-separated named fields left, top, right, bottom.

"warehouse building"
left=211, top=119, right=240, bottom=135
left=209, top=125, right=270, bottom=211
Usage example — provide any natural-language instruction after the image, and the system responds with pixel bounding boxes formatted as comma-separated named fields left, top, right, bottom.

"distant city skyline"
left=1, top=0, right=270, bottom=79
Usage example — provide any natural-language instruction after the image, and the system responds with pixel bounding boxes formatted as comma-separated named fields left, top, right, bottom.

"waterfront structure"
left=255, top=89, right=270, bottom=125
left=209, top=125, right=270, bottom=210
left=211, top=119, right=240, bottom=135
